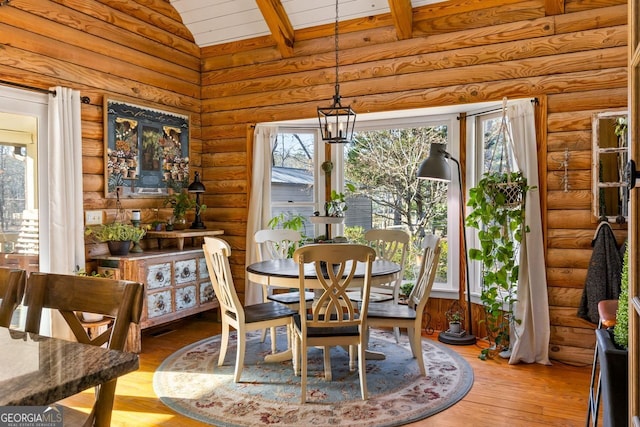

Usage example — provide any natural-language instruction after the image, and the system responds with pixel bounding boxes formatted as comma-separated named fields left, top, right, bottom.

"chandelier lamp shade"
left=417, top=143, right=476, bottom=346
left=188, top=171, right=206, bottom=230
left=317, top=0, right=356, bottom=144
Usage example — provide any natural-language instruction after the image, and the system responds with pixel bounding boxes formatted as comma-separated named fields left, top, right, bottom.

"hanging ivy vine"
left=466, top=171, right=531, bottom=360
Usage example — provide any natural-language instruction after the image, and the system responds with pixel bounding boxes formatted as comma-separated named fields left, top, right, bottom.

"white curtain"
left=508, top=99, right=551, bottom=365
left=245, top=125, right=278, bottom=305
left=47, top=87, right=85, bottom=339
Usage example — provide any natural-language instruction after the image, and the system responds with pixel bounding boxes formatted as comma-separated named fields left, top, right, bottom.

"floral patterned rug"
left=153, top=329, right=473, bottom=427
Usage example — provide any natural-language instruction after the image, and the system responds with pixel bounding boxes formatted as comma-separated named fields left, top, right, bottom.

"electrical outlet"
left=85, top=210, right=103, bottom=225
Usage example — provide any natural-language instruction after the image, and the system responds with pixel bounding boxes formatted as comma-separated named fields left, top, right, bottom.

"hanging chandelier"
left=317, top=0, right=356, bottom=144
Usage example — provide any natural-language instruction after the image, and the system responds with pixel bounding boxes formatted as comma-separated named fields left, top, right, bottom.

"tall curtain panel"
left=245, top=125, right=278, bottom=305
left=508, top=99, right=551, bottom=365
left=47, top=87, right=84, bottom=339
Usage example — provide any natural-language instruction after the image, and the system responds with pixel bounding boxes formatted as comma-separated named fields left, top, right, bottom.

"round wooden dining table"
left=246, top=258, right=401, bottom=362
left=246, top=258, right=401, bottom=289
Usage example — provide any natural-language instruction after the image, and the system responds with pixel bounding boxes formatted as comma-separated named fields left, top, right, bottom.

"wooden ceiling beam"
left=388, top=0, right=413, bottom=40
left=255, top=0, right=295, bottom=58
left=544, top=0, right=564, bottom=16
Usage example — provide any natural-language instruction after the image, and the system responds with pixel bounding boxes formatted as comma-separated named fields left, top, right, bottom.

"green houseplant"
left=164, top=190, right=206, bottom=229
left=85, top=222, right=146, bottom=256
left=466, top=171, right=531, bottom=360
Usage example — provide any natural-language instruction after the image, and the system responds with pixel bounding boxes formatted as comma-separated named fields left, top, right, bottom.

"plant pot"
left=107, top=240, right=131, bottom=256
left=448, top=321, right=461, bottom=334
left=173, top=217, right=188, bottom=230
left=596, top=328, right=628, bottom=427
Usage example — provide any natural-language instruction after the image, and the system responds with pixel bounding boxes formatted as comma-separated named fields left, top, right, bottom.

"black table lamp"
left=417, top=143, right=476, bottom=345
left=188, top=171, right=206, bottom=229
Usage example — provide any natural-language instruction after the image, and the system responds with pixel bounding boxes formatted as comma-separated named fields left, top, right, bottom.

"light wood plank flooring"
left=62, top=312, right=593, bottom=426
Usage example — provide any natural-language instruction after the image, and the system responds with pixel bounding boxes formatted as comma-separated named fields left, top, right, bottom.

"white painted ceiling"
left=170, top=0, right=445, bottom=47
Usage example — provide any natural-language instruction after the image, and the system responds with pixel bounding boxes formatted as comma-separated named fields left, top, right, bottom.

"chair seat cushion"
left=239, top=302, right=296, bottom=323
left=268, top=291, right=314, bottom=305
left=367, top=302, right=417, bottom=320
left=293, top=314, right=360, bottom=337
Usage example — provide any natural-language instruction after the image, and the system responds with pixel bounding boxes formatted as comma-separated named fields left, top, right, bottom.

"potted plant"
left=466, top=170, right=531, bottom=360
left=597, top=244, right=629, bottom=427
left=164, top=190, right=206, bottom=230
left=447, top=311, right=463, bottom=334
left=324, top=183, right=355, bottom=217
left=85, top=222, right=146, bottom=256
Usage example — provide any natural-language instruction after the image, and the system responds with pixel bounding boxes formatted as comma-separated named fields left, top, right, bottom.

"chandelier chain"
left=334, top=0, right=339, bottom=91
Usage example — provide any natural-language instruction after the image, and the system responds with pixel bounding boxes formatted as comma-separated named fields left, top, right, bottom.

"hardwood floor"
left=62, top=312, right=593, bottom=426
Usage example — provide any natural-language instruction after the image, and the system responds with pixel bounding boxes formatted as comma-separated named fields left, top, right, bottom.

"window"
left=466, top=109, right=522, bottom=300
left=269, top=128, right=324, bottom=239
left=343, top=115, right=461, bottom=296
left=263, top=103, right=506, bottom=299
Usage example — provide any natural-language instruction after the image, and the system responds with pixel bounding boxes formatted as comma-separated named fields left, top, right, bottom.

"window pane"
left=270, top=130, right=317, bottom=239
left=0, top=144, right=26, bottom=253
left=344, top=125, right=450, bottom=285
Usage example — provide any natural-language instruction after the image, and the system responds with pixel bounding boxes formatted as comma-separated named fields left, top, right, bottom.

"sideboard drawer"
left=175, top=259, right=197, bottom=284
left=146, top=263, right=171, bottom=290
left=147, top=290, right=172, bottom=318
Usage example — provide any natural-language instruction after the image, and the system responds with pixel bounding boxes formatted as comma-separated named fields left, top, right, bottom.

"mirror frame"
left=592, top=110, right=628, bottom=223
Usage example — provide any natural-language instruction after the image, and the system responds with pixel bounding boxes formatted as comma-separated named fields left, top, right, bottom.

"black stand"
left=438, top=330, right=477, bottom=345
left=437, top=155, right=476, bottom=346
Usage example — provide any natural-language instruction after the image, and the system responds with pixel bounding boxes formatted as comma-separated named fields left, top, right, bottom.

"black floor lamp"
left=417, top=142, right=476, bottom=345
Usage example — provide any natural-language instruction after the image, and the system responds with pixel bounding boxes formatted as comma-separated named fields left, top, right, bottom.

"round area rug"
left=153, top=329, right=473, bottom=427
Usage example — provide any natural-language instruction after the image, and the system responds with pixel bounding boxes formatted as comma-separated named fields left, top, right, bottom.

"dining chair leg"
left=323, top=346, right=332, bottom=380
left=300, top=344, right=308, bottom=403
left=349, top=345, right=356, bottom=372
left=218, top=322, right=230, bottom=366
left=409, top=327, right=426, bottom=376
left=358, top=343, right=368, bottom=400
left=234, top=330, right=246, bottom=383
left=393, top=326, right=401, bottom=343
left=270, top=326, right=277, bottom=354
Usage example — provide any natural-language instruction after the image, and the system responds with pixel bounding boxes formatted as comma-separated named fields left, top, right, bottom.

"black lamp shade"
left=417, top=143, right=451, bottom=181
left=188, top=171, right=206, bottom=193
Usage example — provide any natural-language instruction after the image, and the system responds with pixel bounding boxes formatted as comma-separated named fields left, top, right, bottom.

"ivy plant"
left=614, top=244, right=629, bottom=349
left=465, top=171, right=531, bottom=360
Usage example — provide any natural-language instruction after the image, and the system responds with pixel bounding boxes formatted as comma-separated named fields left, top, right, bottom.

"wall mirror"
left=592, top=110, right=628, bottom=222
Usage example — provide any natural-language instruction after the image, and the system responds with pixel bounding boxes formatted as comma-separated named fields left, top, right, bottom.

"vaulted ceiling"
left=169, top=0, right=445, bottom=49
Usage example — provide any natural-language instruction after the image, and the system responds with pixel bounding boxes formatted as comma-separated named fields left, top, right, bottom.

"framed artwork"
left=104, top=98, right=190, bottom=198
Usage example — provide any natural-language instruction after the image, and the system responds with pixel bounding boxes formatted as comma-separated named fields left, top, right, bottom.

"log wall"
left=0, top=0, right=629, bottom=364
left=0, top=0, right=202, bottom=255
left=199, top=0, right=628, bottom=365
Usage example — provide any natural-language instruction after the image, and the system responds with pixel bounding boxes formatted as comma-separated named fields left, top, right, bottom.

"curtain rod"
left=0, top=80, right=91, bottom=103
left=456, top=98, right=539, bottom=120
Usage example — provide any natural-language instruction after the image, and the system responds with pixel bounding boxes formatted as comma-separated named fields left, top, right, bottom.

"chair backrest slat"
left=0, top=268, right=26, bottom=328
left=409, top=234, right=441, bottom=312
left=293, top=243, right=375, bottom=330
left=24, top=273, right=144, bottom=351
left=254, top=229, right=302, bottom=261
left=203, top=237, right=245, bottom=323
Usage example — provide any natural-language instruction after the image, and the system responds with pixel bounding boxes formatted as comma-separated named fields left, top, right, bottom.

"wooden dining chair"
left=367, top=234, right=441, bottom=376
left=292, top=243, right=376, bottom=403
left=347, top=228, right=410, bottom=341
left=254, top=229, right=313, bottom=352
left=24, top=272, right=144, bottom=427
left=203, top=236, right=296, bottom=382
left=0, top=267, right=26, bottom=328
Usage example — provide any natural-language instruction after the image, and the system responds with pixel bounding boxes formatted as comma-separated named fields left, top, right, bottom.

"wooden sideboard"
left=92, top=248, right=219, bottom=352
